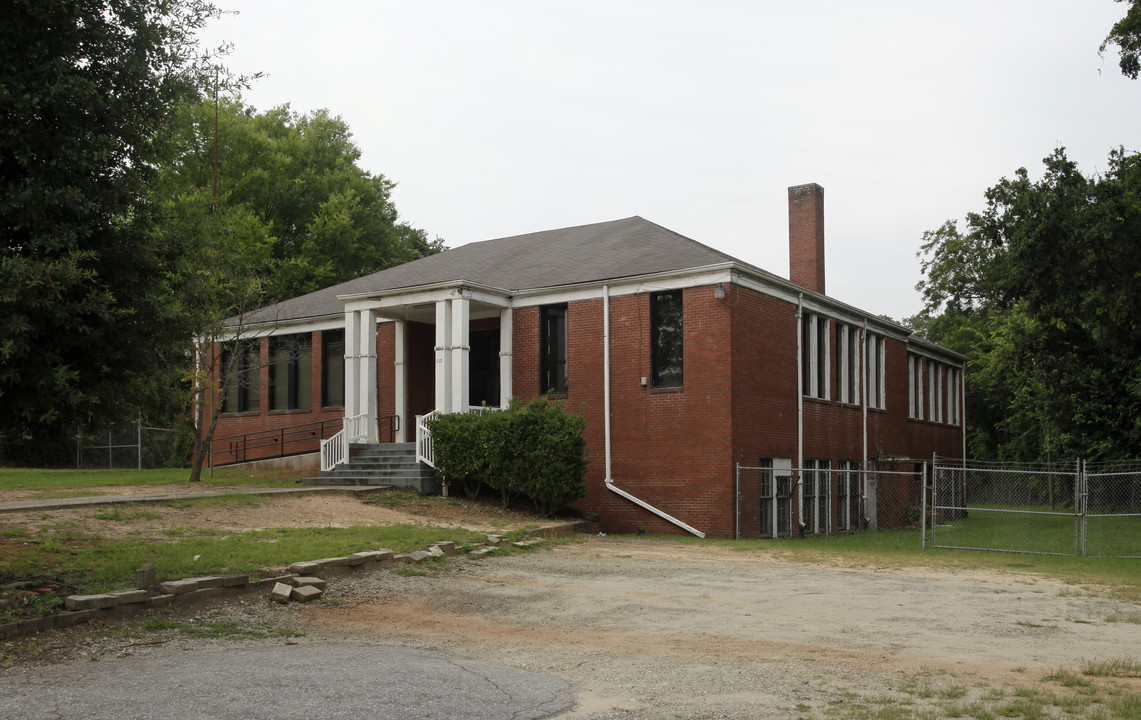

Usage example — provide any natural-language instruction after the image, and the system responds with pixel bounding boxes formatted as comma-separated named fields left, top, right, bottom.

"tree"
left=1102, top=0, right=1141, bottom=79
left=0, top=0, right=223, bottom=461
left=153, top=98, right=443, bottom=304
left=913, top=148, right=1141, bottom=462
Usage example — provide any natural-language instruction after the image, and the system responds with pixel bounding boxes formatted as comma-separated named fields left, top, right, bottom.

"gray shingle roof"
left=240, top=216, right=748, bottom=325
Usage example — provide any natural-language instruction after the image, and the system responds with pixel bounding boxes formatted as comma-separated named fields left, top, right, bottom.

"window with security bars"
left=759, top=458, right=794, bottom=538
left=802, top=459, right=830, bottom=534
left=837, top=460, right=861, bottom=531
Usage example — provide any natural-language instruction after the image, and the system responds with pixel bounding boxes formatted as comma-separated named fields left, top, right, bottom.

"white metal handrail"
left=416, top=410, right=439, bottom=468
left=319, top=413, right=369, bottom=472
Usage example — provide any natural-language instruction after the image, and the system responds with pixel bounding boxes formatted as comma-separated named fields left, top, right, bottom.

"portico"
left=340, top=282, right=514, bottom=443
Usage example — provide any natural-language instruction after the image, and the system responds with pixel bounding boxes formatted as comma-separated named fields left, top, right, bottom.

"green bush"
left=427, top=396, right=588, bottom=516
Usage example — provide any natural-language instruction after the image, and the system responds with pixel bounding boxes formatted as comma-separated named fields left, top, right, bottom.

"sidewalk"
left=0, top=485, right=383, bottom=513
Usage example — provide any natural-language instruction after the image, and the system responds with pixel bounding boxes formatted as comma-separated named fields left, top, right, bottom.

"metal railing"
left=210, top=418, right=343, bottom=468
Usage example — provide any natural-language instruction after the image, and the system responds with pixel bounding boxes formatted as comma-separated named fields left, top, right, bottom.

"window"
left=908, top=354, right=923, bottom=419
left=269, top=333, right=312, bottom=410
left=801, top=459, right=830, bottom=534
left=759, top=457, right=794, bottom=538
left=838, top=324, right=860, bottom=405
left=221, top=340, right=260, bottom=413
left=802, top=312, right=829, bottom=399
left=322, top=329, right=345, bottom=408
left=865, top=333, right=886, bottom=409
left=947, top=367, right=960, bottom=426
left=651, top=291, right=683, bottom=388
left=541, top=304, right=568, bottom=394
left=837, top=460, right=862, bottom=532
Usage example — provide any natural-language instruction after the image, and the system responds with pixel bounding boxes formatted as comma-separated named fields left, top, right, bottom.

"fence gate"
left=927, top=460, right=1141, bottom=558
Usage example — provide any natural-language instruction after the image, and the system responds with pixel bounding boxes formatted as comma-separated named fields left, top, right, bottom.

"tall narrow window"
left=221, top=340, right=260, bottom=413
left=866, top=334, right=885, bottom=410
left=651, top=291, right=683, bottom=388
left=269, top=334, right=313, bottom=410
left=927, top=362, right=938, bottom=422
left=322, top=329, right=345, bottom=408
left=947, top=367, right=960, bottom=426
left=541, top=304, right=568, bottom=394
left=838, top=324, right=859, bottom=405
left=908, top=354, right=923, bottom=419
left=802, top=313, right=829, bottom=399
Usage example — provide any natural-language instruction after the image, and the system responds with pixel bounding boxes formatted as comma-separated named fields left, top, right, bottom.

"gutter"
left=602, top=284, right=706, bottom=538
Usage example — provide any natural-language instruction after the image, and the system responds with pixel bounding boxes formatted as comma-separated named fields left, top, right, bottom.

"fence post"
left=735, top=463, right=740, bottom=540
left=921, top=461, right=928, bottom=550
left=866, top=473, right=878, bottom=531
left=137, top=417, right=142, bottom=471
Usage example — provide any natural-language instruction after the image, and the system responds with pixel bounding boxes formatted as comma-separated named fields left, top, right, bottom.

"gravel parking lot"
left=3, top=494, right=1139, bottom=718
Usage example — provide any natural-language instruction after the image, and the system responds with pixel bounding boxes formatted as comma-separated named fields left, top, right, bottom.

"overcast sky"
left=199, top=1, right=1140, bottom=320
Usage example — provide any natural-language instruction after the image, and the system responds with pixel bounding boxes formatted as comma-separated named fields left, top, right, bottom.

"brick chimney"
left=788, top=183, right=825, bottom=294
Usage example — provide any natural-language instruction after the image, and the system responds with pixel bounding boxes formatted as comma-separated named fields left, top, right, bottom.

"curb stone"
left=1, top=523, right=578, bottom=640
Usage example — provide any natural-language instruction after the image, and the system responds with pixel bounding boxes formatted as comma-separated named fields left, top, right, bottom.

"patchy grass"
left=0, top=523, right=490, bottom=597
left=1080, top=657, right=1141, bottom=678
left=0, top=466, right=304, bottom=495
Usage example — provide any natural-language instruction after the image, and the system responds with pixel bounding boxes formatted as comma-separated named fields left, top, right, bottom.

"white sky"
left=199, top=1, right=1140, bottom=320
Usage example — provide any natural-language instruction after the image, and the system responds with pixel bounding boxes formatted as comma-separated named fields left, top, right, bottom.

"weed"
left=1042, top=668, right=1093, bottom=689
left=1080, top=656, right=1141, bottom=678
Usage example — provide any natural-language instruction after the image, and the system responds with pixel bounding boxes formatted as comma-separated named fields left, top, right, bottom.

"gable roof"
left=242, top=216, right=746, bottom=325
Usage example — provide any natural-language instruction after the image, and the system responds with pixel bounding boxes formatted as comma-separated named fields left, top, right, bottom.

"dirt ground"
left=3, top=491, right=1141, bottom=718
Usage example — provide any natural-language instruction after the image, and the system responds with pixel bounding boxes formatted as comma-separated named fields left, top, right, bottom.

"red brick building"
left=211, top=184, right=964, bottom=538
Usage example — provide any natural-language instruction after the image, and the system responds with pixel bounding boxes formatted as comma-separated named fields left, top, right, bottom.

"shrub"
left=427, top=396, right=589, bottom=516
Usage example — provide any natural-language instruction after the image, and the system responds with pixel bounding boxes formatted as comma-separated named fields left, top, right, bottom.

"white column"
left=435, top=299, right=452, bottom=414
left=394, top=320, right=406, bottom=442
left=499, top=307, right=513, bottom=408
left=344, top=310, right=360, bottom=419
left=451, top=296, right=470, bottom=413
left=359, top=309, right=378, bottom=442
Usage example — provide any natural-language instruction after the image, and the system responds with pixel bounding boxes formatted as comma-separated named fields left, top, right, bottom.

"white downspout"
left=603, top=284, right=705, bottom=538
left=796, top=294, right=805, bottom=532
left=862, top=320, right=869, bottom=519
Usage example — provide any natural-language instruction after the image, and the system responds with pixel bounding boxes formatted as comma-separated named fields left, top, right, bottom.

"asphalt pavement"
left=0, top=641, right=573, bottom=720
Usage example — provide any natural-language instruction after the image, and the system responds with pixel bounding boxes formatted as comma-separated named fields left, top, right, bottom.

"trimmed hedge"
left=427, top=396, right=588, bottom=517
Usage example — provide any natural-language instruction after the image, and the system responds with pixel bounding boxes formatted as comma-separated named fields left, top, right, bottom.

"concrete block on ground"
left=290, top=576, right=326, bottom=589
left=431, top=541, right=459, bottom=556
left=148, top=594, right=175, bottom=608
left=107, top=590, right=149, bottom=605
left=348, top=550, right=392, bottom=564
left=392, top=553, right=410, bottom=563
left=291, top=585, right=323, bottom=602
left=158, top=579, right=198, bottom=595
left=406, top=550, right=431, bottom=564
left=468, top=547, right=496, bottom=558
left=427, top=546, right=445, bottom=558
left=485, top=535, right=502, bottom=545
left=513, top=539, right=542, bottom=548
left=182, top=576, right=227, bottom=589
left=270, top=582, right=293, bottom=604
left=289, top=561, right=323, bottom=575
left=65, top=594, right=116, bottom=611
left=136, top=565, right=156, bottom=589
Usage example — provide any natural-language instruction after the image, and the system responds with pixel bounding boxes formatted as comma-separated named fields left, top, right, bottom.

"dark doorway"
left=469, top=329, right=500, bottom=407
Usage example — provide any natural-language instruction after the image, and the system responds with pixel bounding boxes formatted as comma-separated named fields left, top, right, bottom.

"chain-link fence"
left=926, top=460, right=1141, bottom=558
left=736, top=461, right=925, bottom=539
left=75, top=422, right=181, bottom=470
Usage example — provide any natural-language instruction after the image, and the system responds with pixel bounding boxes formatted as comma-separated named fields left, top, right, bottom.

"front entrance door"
left=469, top=329, right=500, bottom=407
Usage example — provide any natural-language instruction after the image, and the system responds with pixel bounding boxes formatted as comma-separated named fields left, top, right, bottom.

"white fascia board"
left=211, top=314, right=346, bottom=343
left=337, top=279, right=510, bottom=307
left=509, top=265, right=737, bottom=308
left=906, top=338, right=967, bottom=366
